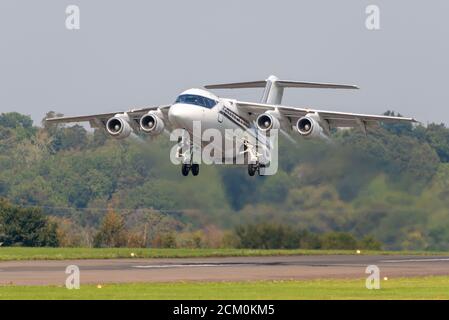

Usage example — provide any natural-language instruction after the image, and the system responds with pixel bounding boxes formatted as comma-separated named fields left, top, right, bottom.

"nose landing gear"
left=191, top=163, right=199, bottom=176
left=181, top=163, right=191, bottom=176
left=178, top=137, right=200, bottom=177
left=181, top=163, right=200, bottom=176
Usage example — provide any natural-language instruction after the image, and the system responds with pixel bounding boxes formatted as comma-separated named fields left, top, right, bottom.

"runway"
left=1, top=255, right=449, bottom=286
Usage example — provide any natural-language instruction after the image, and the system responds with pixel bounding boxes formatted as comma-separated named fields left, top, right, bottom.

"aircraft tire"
left=191, top=164, right=200, bottom=176
left=248, top=164, right=257, bottom=176
left=181, top=164, right=190, bottom=176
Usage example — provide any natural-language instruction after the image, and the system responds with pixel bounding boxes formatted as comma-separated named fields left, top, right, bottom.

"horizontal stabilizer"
left=277, top=80, right=359, bottom=90
left=204, top=80, right=267, bottom=89
left=204, top=75, right=359, bottom=104
left=205, top=78, right=359, bottom=90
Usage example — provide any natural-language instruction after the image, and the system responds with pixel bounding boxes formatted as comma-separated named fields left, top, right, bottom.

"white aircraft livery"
left=45, top=75, right=416, bottom=177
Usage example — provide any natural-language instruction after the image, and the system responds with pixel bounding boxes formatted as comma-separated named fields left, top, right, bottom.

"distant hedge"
left=233, top=223, right=382, bottom=250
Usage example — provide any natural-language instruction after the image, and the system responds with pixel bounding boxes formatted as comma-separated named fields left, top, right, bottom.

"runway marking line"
left=381, top=258, right=449, bottom=263
left=131, top=263, right=365, bottom=269
left=132, top=264, right=248, bottom=269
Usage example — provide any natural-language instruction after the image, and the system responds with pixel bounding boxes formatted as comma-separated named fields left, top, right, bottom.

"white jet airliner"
left=45, top=75, right=416, bottom=176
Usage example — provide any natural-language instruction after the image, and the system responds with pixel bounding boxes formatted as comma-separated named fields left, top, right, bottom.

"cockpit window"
left=175, top=94, right=217, bottom=108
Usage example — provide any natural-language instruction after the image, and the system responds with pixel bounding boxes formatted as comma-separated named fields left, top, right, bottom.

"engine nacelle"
left=105, top=115, right=132, bottom=139
left=296, top=114, right=329, bottom=139
left=256, top=113, right=280, bottom=132
left=139, top=112, right=165, bottom=135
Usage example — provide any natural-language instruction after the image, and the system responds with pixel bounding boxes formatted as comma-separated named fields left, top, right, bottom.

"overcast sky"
left=0, top=0, right=447, bottom=125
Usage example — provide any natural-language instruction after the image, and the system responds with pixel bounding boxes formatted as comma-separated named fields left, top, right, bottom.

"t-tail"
left=204, top=75, right=359, bottom=105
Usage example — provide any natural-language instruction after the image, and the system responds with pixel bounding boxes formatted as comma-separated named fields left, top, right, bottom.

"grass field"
left=0, top=276, right=448, bottom=299
left=0, top=247, right=447, bottom=261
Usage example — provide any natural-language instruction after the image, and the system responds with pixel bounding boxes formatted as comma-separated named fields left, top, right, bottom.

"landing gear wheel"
left=181, top=164, right=190, bottom=176
left=248, top=164, right=257, bottom=176
left=191, top=164, right=200, bottom=176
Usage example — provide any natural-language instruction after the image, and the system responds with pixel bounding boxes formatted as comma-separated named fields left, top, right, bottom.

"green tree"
left=358, top=235, right=382, bottom=250
left=0, top=112, right=33, bottom=130
left=93, top=209, right=127, bottom=247
left=50, top=125, right=88, bottom=152
left=321, top=232, right=357, bottom=250
left=0, top=112, right=36, bottom=140
left=421, top=123, right=449, bottom=163
left=0, top=199, right=58, bottom=247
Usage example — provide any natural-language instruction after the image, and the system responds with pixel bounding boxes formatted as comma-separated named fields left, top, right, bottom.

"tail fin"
left=204, top=75, right=359, bottom=105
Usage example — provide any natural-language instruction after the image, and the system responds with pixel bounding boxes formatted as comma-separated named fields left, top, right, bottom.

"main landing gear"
left=243, top=140, right=265, bottom=177
left=247, top=163, right=258, bottom=176
left=247, top=163, right=266, bottom=177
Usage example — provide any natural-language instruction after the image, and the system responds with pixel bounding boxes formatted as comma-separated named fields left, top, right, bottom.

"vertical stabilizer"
left=260, top=75, right=284, bottom=105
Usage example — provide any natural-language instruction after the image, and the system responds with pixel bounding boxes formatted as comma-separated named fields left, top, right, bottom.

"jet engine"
left=296, top=114, right=329, bottom=140
left=256, top=113, right=280, bottom=132
left=105, top=114, right=132, bottom=139
left=139, top=112, right=165, bottom=135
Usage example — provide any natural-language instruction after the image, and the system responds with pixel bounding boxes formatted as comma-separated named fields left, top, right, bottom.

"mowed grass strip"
left=0, top=247, right=448, bottom=261
left=1, top=277, right=449, bottom=300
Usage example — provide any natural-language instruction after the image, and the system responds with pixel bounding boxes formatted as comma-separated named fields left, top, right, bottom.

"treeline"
left=0, top=199, right=380, bottom=250
left=1, top=111, right=449, bottom=250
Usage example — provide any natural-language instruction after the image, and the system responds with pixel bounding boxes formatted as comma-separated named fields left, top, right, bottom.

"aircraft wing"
left=235, top=100, right=417, bottom=129
left=45, top=105, right=171, bottom=128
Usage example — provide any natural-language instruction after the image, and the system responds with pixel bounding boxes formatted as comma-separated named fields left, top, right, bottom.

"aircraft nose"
left=168, top=104, right=184, bottom=127
left=168, top=103, right=204, bottom=130
left=168, top=104, right=191, bottom=128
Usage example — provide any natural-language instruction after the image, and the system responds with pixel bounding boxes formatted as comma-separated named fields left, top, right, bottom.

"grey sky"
left=0, top=0, right=447, bottom=125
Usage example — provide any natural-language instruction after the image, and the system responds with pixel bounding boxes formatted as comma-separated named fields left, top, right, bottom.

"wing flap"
left=315, top=110, right=416, bottom=123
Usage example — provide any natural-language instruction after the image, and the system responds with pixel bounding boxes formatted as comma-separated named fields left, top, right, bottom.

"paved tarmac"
left=1, top=255, right=449, bottom=285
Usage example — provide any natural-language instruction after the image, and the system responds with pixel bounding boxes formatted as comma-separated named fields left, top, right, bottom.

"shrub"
left=358, top=235, right=383, bottom=250
left=0, top=198, right=59, bottom=247
left=321, top=232, right=358, bottom=250
left=152, top=232, right=177, bottom=248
